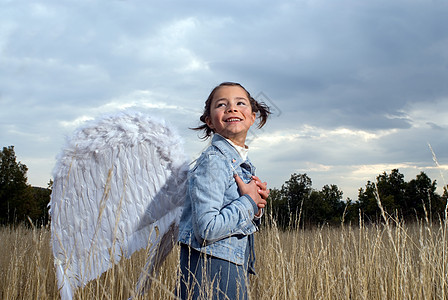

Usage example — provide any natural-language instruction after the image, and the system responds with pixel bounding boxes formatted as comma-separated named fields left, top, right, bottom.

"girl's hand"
left=251, top=175, right=270, bottom=200
left=234, top=174, right=267, bottom=209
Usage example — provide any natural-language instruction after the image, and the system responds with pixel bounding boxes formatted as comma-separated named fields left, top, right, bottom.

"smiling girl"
left=178, top=82, right=271, bottom=299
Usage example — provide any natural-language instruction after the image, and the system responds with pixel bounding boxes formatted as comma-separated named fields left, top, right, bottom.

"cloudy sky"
left=1, top=0, right=448, bottom=200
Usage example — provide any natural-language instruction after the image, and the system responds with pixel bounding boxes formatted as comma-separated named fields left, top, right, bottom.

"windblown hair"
left=192, top=82, right=271, bottom=139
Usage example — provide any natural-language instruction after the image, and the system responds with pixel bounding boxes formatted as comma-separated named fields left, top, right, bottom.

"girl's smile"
left=205, top=86, right=256, bottom=147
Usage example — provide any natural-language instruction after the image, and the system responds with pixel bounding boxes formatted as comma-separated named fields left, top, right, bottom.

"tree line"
left=0, top=146, right=51, bottom=225
left=266, top=170, right=448, bottom=228
left=1, top=145, right=447, bottom=227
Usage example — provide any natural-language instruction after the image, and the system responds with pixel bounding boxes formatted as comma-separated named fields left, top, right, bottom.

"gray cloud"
left=1, top=0, right=448, bottom=199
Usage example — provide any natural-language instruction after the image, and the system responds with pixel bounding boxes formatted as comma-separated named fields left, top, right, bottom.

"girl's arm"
left=190, top=154, right=258, bottom=244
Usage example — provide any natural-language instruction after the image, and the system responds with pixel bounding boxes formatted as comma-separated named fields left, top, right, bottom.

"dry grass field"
left=1, top=213, right=448, bottom=299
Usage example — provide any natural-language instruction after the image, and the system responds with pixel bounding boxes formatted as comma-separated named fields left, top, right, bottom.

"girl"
left=178, top=82, right=271, bottom=299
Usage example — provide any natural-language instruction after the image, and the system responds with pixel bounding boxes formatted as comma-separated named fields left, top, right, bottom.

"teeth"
left=226, top=118, right=241, bottom=122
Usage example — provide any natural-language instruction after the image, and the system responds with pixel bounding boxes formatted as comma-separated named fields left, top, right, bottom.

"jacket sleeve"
left=190, top=153, right=258, bottom=244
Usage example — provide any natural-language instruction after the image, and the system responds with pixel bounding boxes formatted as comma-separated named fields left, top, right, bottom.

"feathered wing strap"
left=49, top=112, right=188, bottom=300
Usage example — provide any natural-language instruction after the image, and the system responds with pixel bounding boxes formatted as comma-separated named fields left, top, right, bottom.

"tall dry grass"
left=1, top=214, right=448, bottom=299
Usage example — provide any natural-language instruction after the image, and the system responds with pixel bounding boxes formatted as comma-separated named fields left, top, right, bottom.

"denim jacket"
left=178, top=134, right=259, bottom=266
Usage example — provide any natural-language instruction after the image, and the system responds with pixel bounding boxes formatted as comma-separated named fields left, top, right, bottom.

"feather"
left=50, top=111, right=188, bottom=300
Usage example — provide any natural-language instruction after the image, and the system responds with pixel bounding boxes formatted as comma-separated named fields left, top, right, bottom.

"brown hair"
left=192, top=82, right=271, bottom=139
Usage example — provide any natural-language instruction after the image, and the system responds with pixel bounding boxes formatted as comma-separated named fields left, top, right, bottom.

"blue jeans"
left=178, top=243, right=250, bottom=300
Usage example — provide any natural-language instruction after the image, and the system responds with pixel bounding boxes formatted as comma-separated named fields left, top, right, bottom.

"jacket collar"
left=211, top=134, right=254, bottom=174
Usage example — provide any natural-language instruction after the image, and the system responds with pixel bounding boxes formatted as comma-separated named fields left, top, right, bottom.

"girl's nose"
left=227, top=104, right=237, bottom=112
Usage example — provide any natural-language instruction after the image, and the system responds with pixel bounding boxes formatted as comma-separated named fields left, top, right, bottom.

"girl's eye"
left=216, top=103, right=226, bottom=108
left=237, top=101, right=247, bottom=106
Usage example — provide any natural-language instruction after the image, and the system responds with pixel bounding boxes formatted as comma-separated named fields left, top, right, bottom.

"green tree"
left=264, top=187, right=284, bottom=226
left=405, top=172, right=443, bottom=221
left=319, top=184, right=345, bottom=224
left=358, top=169, right=445, bottom=223
left=358, top=169, right=406, bottom=222
left=266, top=174, right=313, bottom=228
left=31, top=186, right=51, bottom=225
left=357, top=180, right=379, bottom=222
left=282, top=173, right=312, bottom=212
left=267, top=174, right=347, bottom=228
left=442, top=186, right=448, bottom=215
left=0, top=146, right=33, bottom=224
left=300, top=185, right=345, bottom=226
left=376, top=169, right=405, bottom=213
left=282, top=173, right=312, bottom=227
left=342, top=198, right=359, bottom=225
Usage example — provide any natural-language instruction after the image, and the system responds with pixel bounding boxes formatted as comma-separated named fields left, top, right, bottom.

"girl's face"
left=205, top=86, right=256, bottom=147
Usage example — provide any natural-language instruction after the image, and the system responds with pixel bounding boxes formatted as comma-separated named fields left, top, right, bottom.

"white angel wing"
left=49, top=112, right=188, bottom=300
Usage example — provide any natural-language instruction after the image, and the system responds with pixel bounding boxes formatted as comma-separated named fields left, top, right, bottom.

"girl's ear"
left=250, top=112, right=256, bottom=126
left=205, top=116, right=214, bottom=130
